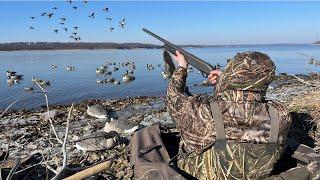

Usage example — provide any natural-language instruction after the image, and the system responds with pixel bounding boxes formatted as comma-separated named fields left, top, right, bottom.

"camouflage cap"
left=215, top=51, right=275, bottom=96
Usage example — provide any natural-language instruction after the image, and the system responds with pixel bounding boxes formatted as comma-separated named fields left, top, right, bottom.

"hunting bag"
left=130, top=125, right=186, bottom=180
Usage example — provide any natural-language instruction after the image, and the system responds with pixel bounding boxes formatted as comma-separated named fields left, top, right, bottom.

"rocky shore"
left=1, top=73, right=320, bottom=179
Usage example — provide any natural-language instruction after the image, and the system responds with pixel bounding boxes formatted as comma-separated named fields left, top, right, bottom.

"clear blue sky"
left=0, top=1, right=319, bottom=45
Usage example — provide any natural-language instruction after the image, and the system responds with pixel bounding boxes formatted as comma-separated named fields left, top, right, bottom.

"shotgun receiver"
left=143, top=28, right=216, bottom=77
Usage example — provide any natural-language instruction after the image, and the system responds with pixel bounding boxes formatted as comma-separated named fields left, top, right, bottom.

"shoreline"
left=0, top=43, right=315, bottom=52
left=0, top=73, right=319, bottom=178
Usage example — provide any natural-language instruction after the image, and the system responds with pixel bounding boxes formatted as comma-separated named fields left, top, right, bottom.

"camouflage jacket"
left=166, top=67, right=292, bottom=152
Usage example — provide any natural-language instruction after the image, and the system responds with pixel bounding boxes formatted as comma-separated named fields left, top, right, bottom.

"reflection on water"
left=0, top=44, right=319, bottom=109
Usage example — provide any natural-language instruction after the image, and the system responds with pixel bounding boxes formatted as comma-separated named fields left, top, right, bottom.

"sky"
left=0, top=1, right=320, bottom=45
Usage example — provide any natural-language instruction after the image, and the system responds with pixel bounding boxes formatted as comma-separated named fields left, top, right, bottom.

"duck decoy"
left=87, top=104, right=109, bottom=119
left=96, top=79, right=104, bottom=84
left=24, top=87, right=34, bottom=92
left=7, top=70, right=16, bottom=77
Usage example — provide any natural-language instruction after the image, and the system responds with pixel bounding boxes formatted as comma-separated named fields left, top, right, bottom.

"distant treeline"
left=0, top=42, right=162, bottom=51
left=315, top=41, right=320, bottom=44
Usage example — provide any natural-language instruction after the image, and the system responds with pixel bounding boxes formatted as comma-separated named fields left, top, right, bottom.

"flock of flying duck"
left=29, top=0, right=127, bottom=41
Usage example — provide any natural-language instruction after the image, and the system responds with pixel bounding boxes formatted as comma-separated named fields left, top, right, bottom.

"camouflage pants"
left=177, top=143, right=283, bottom=180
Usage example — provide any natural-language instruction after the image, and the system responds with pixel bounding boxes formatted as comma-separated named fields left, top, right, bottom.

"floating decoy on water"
left=32, top=76, right=40, bottom=83
left=37, top=79, right=50, bottom=87
left=119, top=18, right=126, bottom=28
left=63, top=28, right=68, bottom=32
left=122, top=71, right=135, bottom=82
left=73, top=6, right=77, bottom=10
left=89, top=12, right=95, bottom=19
left=309, top=58, right=314, bottom=65
left=51, top=64, right=57, bottom=69
left=147, top=64, right=154, bottom=70
left=66, top=65, right=76, bottom=71
left=102, top=7, right=109, bottom=12
left=106, top=17, right=112, bottom=21
left=73, top=26, right=78, bottom=31
left=105, top=77, right=115, bottom=83
left=30, top=16, right=35, bottom=20
left=7, top=70, right=16, bottom=77
left=8, top=74, right=24, bottom=80
left=96, top=79, right=104, bottom=84
left=96, top=68, right=106, bottom=74
left=161, top=71, right=171, bottom=79
left=24, top=87, right=34, bottom=92
left=122, top=74, right=135, bottom=82
left=87, top=104, right=109, bottom=119
left=100, top=65, right=107, bottom=69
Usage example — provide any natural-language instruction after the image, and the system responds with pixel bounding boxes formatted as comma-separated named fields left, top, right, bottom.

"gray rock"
left=140, top=111, right=174, bottom=127
left=40, top=110, right=60, bottom=119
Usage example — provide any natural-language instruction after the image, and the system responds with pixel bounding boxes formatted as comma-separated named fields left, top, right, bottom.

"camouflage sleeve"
left=166, top=66, right=215, bottom=151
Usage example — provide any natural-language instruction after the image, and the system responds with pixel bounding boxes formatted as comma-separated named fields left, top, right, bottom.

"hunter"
left=166, top=51, right=292, bottom=179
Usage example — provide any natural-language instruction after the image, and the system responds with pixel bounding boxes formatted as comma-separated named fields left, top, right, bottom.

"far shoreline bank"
left=0, top=42, right=316, bottom=52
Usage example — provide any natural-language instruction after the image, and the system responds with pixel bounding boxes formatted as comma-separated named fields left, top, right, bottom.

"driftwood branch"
left=52, top=103, right=74, bottom=180
left=35, top=81, right=63, bottom=144
left=63, top=160, right=113, bottom=180
left=5, top=158, right=21, bottom=180
left=63, top=103, right=74, bottom=168
left=0, top=98, right=23, bottom=118
left=290, top=74, right=320, bottom=88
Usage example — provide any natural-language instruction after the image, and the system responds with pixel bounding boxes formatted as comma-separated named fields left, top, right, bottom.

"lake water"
left=0, top=44, right=319, bottom=109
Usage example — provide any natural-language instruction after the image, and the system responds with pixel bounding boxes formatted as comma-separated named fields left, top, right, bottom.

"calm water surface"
left=0, top=44, right=319, bottom=109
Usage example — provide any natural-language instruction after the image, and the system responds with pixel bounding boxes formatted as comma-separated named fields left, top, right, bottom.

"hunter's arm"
left=166, top=67, right=215, bottom=151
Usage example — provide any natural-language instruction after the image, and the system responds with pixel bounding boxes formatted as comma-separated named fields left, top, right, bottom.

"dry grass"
left=287, top=90, right=320, bottom=113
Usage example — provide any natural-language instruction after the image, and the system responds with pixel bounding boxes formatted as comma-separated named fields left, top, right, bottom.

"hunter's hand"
left=208, top=70, right=222, bottom=85
left=173, top=50, right=188, bottom=69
